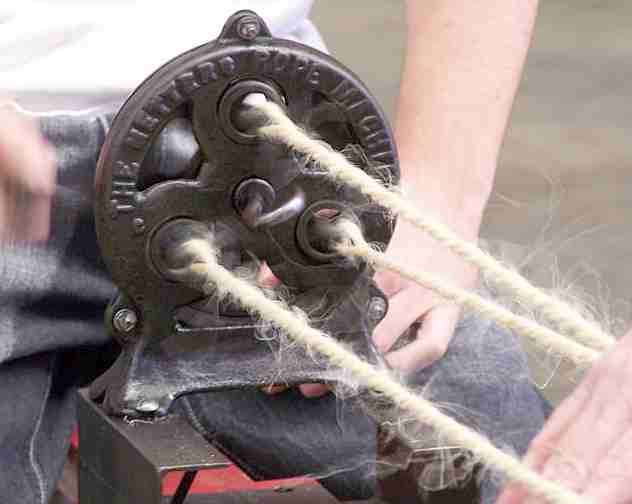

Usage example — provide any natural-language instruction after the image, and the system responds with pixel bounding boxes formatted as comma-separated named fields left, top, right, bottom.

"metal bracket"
left=77, top=389, right=229, bottom=504
left=77, top=389, right=477, bottom=504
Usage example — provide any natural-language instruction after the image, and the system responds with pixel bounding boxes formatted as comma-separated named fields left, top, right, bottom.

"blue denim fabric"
left=0, top=109, right=550, bottom=503
left=178, top=310, right=551, bottom=503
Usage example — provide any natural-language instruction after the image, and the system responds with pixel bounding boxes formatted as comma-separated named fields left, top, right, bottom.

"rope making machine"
left=77, top=10, right=474, bottom=504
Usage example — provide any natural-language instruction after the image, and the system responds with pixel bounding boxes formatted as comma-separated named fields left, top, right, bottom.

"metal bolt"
left=136, top=400, right=159, bottom=414
left=133, top=217, right=146, bottom=234
left=113, top=308, right=138, bottom=333
left=368, top=297, right=387, bottom=322
left=237, top=17, right=260, bottom=40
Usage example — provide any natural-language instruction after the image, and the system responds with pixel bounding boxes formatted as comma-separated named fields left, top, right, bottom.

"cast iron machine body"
left=78, top=12, right=480, bottom=504
left=90, top=10, right=399, bottom=418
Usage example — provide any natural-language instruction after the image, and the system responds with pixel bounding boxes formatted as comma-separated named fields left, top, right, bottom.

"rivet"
left=113, top=309, right=138, bottom=333
left=368, top=297, right=387, bottom=322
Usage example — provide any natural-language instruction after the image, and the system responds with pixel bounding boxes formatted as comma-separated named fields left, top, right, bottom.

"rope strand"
left=183, top=238, right=589, bottom=504
left=333, top=220, right=601, bottom=367
left=255, top=101, right=614, bottom=352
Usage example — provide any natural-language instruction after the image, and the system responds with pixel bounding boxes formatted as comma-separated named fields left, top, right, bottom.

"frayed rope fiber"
left=183, top=238, right=589, bottom=504
left=255, top=101, right=614, bottom=352
left=334, top=220, right=601, bottom=367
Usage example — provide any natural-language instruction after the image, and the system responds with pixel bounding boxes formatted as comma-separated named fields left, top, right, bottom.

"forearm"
left=397, top=0, right=538, bottom=235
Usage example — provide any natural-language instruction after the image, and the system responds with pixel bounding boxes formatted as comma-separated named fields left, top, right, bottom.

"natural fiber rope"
left=334, top=220, right=601, bottom=367
left=255, top=101, right=614, bottom=352
left=183, top=238, right=589, bottom=504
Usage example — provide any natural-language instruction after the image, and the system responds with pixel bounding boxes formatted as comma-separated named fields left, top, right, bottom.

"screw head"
left=368, top=297, right=387, bottom=322
left=136, top=400, right=159, bottom=414
left=133, top=217, right=146, bottom=234
left=237, top=18, right=260, bottom=40
left=113, top=309, right=138, bottom=333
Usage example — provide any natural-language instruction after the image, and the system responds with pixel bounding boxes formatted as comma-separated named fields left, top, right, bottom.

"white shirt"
left=0, top=0, right=325, bottom=94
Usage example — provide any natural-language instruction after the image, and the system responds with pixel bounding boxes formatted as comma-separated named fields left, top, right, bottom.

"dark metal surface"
left=78, top=388, right=476, bottom=504
left=77, top=389, right=230, bottom=504
left=90, top=10, right=400, bottom=416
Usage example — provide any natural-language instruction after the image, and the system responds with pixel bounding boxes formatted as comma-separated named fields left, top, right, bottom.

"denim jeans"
left=0, top=109, right=550, bottom=504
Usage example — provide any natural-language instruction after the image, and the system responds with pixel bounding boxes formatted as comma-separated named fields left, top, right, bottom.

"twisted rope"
left=255, top=101, right=614, bottom=352
left=333, top=220, right=601, bottom=367
left=183, top=238, right=590, bottom=504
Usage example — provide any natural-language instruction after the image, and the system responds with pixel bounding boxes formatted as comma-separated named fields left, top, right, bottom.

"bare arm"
left=398, top=0, right=537, bottom=229
left=373, top=0, right=539, bottom=371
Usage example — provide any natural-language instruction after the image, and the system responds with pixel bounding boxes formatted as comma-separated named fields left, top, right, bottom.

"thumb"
left=385, top=304, right=459, bottom=373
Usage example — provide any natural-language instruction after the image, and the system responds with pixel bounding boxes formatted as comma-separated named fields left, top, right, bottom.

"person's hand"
left=372, top=188, right=481, bottom=373
left=0, top=102, right=56, bottom=242
left=496, top=329, right=632, bottom=504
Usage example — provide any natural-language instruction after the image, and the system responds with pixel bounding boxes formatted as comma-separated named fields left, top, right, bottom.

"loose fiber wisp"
left=181, top=238, right=590, bottom=504
left=170, top=101, right=621, bottom=503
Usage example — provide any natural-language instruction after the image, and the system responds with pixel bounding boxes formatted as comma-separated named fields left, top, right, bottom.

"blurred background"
left=312, top=0, right=632, bottom=401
